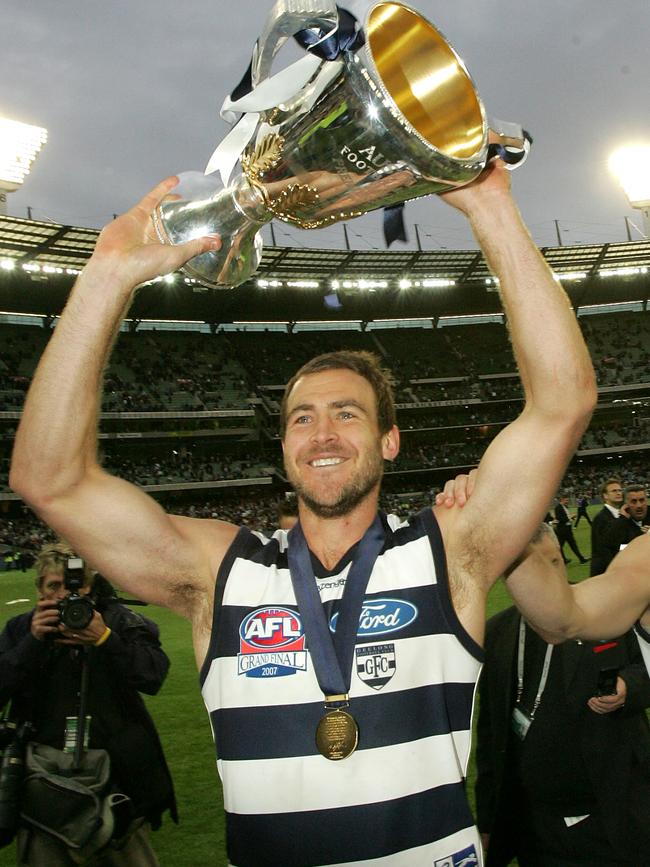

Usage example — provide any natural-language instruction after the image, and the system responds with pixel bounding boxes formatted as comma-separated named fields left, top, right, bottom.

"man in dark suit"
left=476, top=529, right=650, bottom=867
left=589, top=478, right=624, bottom=575
left=553, top=495, right=587, bottom=564
left=592, top=484, right=648, bottom=576
left=612, top=484, right=648, bottom=545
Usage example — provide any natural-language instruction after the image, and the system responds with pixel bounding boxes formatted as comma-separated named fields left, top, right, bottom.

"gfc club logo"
left=434, top=845, right=479, bottom=867
left=238, top=607, right=307, bottom=678
left=355, top=643, right=396, bottom=690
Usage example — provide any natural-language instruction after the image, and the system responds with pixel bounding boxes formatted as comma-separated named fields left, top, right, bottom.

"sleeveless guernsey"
left=200, top=508, right=484, bottom=867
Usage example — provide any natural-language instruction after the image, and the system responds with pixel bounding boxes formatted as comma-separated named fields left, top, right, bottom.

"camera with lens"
left=57, top=557, right=95, bottom=631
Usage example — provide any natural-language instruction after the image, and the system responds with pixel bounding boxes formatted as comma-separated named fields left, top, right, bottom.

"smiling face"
left=282, top=368, right=399, bottom=519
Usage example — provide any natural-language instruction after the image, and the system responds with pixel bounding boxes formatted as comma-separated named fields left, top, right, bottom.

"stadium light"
left=0, top=117, right=48, bottom=214
left=608, top=144, right=650, bottom=238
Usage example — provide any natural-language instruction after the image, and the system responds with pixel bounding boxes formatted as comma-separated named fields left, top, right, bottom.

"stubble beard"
left=286, top=448, right=385, bottom=520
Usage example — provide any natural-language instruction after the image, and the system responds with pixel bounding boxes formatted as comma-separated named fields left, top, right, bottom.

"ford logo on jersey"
left=238, top=607, right=308, bottom=678
left=330, top=598, right=418, bottom=636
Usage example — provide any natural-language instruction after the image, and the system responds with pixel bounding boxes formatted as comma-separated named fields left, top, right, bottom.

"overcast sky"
left=3, top=0, right=648, bottom=250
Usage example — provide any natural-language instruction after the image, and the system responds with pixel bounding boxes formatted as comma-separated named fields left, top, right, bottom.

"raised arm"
left=10, top=179, right=237, bottom=617
left=435, top=163, right=596, bottom=586
left=507, top=534, right=650, bottom=643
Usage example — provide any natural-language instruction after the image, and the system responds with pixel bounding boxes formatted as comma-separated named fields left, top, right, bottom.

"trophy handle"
left=251, top=0, right=339, bottom=87
left=487, top=117, right=532, bottom=169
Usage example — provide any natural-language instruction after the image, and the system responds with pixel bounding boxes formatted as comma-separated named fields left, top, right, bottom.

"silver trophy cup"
left=154, top=0, right=529, bottom=288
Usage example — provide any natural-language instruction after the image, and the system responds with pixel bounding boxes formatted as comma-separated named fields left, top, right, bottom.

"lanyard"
left=516, top=618, right=553, bottom=719
left=287, top=515, right=384, bottom=703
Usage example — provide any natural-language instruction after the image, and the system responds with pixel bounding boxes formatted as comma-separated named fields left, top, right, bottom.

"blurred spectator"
left=573, top=494, right=591, bottom=528
left=553, top=496, right=588, bottom=564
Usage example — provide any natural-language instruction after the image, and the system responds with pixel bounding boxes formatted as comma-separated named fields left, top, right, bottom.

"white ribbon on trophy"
left=205, top=0, right=341, bottom=187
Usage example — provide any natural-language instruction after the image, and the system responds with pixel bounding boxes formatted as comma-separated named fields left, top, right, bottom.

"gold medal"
left=315, top=708, right=359, bottom=761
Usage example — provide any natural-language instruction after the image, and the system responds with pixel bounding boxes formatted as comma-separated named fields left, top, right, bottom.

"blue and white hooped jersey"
left=200, top=508, right=484, bottom=867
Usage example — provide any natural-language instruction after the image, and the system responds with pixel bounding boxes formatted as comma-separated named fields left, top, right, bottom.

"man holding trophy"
left=11, top=1, right=597, bottom=864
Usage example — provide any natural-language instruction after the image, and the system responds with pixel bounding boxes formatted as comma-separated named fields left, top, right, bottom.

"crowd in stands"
left=3, top=312, right=649, bottom=415
left=390, top=438, right=485, bottom=471
left=0, top=507, right=56, bottom=558
left=581, top=312, right=650, bottom=386
left=403, top=404, right=514, bottom=429
left=1, top=311, right=648, bottom=518
left=101, top=450, right=271, bottom=485
left=580, top=417, right=650, bottom=450
left=561, top=459, right=648, bottom=497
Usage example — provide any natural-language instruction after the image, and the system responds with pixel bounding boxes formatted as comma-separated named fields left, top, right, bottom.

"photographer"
left=0, top=543, right=176, bottom=866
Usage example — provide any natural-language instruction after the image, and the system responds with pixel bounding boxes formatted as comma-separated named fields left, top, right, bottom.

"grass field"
left=0, top=517, right=596, bottom=866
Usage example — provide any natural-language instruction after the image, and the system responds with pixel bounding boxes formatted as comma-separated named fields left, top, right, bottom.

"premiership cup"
left=154, top=0, right=529, bottom=288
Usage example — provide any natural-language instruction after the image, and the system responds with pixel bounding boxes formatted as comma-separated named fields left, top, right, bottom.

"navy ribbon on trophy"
left=229, top=6, right=363, bottom=104
left=294, top=6, right=365, bottom=59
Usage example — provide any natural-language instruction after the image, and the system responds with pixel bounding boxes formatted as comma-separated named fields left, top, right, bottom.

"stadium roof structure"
left=1, top=214, right=649, bottom=324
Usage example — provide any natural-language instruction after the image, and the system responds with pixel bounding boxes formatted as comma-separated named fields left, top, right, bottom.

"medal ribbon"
left=288, top=515, right=384, bottom=703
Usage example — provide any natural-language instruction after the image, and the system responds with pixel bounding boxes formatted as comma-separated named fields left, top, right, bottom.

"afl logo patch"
left=238, top=607, right=307, bottom=678
left=330, top=598, right=418, bottom=637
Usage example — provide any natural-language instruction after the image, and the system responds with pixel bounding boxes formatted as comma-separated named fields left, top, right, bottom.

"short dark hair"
left=279, top=351, right=396, bottom=437
left=600, top=477, right=622, bottom=498
left=624, top=484, right=647, bottom=499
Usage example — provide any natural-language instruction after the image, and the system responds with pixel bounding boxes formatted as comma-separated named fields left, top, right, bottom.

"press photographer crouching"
left=0, top=542, right=177, bottom=865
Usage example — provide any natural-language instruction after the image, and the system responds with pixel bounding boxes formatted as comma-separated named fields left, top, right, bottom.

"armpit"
left=446, top=524, right=492, bottom=612
left=170, top=580, right=210, bottom=622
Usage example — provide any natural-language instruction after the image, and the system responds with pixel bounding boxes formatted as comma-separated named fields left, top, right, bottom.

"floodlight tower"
left=0, top=116, right=48, bottom=215
left=608, top=144, right=650, bottom=239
